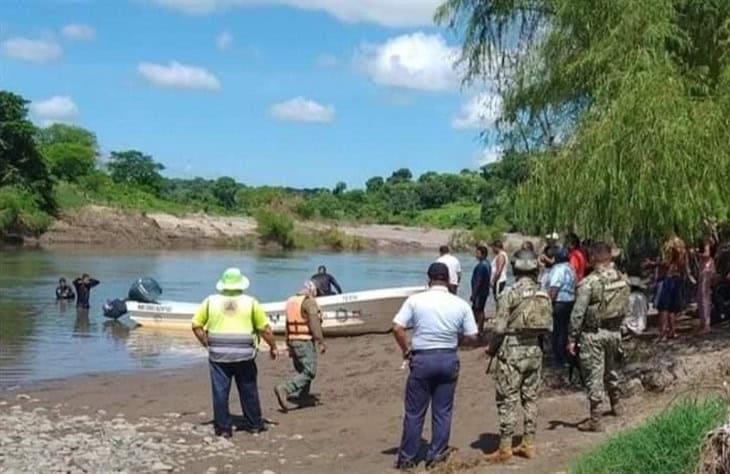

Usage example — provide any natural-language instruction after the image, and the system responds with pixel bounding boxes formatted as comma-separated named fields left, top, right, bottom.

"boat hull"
left=127, top=286, right=425, bottom=336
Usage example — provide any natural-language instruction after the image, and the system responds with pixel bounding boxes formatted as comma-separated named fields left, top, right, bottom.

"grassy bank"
left=573, top=397, right=729, bottom=474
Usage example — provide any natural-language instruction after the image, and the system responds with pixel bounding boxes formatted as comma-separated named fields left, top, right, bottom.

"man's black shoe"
left=214, top=428, right=232, bottom=438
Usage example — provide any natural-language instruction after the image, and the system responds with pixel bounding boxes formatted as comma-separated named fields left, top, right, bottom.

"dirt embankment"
left=31, top=205, right=477, bottom=251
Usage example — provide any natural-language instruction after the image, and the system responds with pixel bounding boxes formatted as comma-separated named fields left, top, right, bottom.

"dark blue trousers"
left=398, top=351, right=460, bottom=464
left=209, top=359, right=263, bottom=433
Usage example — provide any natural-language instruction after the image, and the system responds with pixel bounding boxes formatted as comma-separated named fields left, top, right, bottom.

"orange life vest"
left=286, top=295, right=312, bottom=341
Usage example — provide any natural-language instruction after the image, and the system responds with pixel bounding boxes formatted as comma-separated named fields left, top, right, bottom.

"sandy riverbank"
left=5, top=324, right=728, bottom=474
left=32, top=205, right=464, bottom=251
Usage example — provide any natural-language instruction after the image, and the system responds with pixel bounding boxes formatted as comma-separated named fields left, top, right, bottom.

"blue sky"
left=1, top=0, right=500, bottom=188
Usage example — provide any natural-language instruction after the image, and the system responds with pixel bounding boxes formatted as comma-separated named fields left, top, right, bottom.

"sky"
left=1, top=0, right=501, bottom=188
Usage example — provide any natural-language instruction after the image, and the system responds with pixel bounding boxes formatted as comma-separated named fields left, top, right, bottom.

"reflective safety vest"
left=286, top=295, right=312, bottom=341
left=206, top=294, right=257, bottom=363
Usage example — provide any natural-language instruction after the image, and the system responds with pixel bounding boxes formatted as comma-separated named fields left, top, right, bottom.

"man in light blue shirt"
left=547, top=248, right=577, bottom=371
left=392, top=263, right=478, bottom=471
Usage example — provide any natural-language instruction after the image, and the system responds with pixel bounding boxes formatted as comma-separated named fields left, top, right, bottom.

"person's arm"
left=191, top=298, right=210, bottom=348
left=393, top=323, right=410, bottom=359
left=259, top=326, right=278, bottom=360
left=304, top=298, right=326, bottom=353
left=89, top=279, right=100, bottom=288
left=56, top=287, right=62, bottom=299
left=567, top=281, right=592, bottom=355
left=548, top=267, right=560, bottom=301
left=192, top=326, right=208, bottom=347
left=330, top=276, right=342, bottom=294
left=392, top=298, right=413, bottom=358
left=486, top=290, right=511, bottom=355
left=251, top=300, right=278, bottom=359
left=459, top=304, right=479, bottom=347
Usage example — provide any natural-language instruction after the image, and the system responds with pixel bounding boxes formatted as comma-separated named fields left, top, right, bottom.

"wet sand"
left=1, top=333, right=665, bottom=474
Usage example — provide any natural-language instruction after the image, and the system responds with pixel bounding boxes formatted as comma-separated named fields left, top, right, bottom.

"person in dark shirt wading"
left=56, top=278, right=75, bottom=300
left=73, top=274, right=100, bottom=309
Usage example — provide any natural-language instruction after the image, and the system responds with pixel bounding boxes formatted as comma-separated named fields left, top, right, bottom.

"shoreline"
left=5, top=327, right=728, bottom=473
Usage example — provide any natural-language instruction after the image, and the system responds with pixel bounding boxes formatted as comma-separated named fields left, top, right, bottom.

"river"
left=0, top=248, right=482, bottom=387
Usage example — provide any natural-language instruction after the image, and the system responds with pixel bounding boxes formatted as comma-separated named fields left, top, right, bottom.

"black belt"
left=411, top=348, right=457, bottom=355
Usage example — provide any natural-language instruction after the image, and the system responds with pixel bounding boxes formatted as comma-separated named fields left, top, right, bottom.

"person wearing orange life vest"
left=274, top=281, right=326, bottom=413
left=191, top=268, right=278, bottom=438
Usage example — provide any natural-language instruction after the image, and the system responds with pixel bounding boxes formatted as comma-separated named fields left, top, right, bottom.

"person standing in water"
left=311, top=266, right=342, bottom=296
left=470, top=244, right=492, bottom=336
left=56, top=278, right=75, bottom=300
left=73, top=274, right=100, bottom=309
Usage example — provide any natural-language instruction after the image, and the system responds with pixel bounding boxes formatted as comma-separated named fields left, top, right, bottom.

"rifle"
left=485, top=354, right=495, bottom=374
left=568, top=343, right=584, bottom=386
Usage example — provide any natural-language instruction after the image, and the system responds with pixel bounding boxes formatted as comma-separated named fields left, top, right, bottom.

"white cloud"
left=216, top=31, right=233, bottom=51
left=452, top=92, right=502, bottom=130
left=30, top=96, right=79, bottom=125
left=270, top=97, right=335, bottom=123
left=477, top=146, right=503, bottom=166
left=150, top=0, right=440, bottom=27
left=137, top=61, right=221, bottom=91
left=359, top=33, right=459, bottom=92
left=61, top=24, right=96, bottom=41
left=1, top=37, right=62, bottom=63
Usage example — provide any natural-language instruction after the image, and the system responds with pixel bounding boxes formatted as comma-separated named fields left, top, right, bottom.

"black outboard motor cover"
left=128, top=277, right=162, bottom=303
left=103, top=298, right=128, bottom=319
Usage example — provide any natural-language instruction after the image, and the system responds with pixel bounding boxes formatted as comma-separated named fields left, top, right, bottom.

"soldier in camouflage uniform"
left=568, top=241, right=629, bottom=432
left=485, top=249, right=549, bottom=462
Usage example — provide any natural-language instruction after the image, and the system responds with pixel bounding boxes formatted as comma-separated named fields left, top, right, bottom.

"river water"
left=0, top=248, right=482, bottom=387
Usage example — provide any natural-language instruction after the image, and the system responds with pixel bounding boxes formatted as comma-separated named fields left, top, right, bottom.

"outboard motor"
left=128, top=277, right=162, bottom=303
left=103, top=298, right=128, bottom=319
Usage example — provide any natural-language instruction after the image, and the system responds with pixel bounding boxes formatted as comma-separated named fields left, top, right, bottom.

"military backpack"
left=506, top=288, right=553, bottom=334
left=595, top=270, right=630, bottom=322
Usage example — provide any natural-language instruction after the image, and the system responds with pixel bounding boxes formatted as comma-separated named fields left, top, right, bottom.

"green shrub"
left=573, top=398, right=729, bottom=474
left=0, top=186, right=53, bottom=236
left=254, top=208, right=295, bottom=249
left=415, top=203, right=481, bottom=229
left=318, top=226, right=368, bottom=251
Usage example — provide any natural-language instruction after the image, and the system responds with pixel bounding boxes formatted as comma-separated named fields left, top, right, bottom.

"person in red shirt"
left=566, top=233, right=587, bottom=282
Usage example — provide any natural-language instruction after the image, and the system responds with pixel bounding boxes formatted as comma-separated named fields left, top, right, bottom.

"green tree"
left=387, top=168, right=413, bottom=185
left=333, top=181, right=347, bottom=196
left=365, top=176, right=384, bottom=193
left=0, top=91, right=54, bottom=212
left=42, top=143, right=96, bottom=182
left=36, top=124, right=98, bottom=150
left=211, top=176, right=239, bottom=209
left=438, top=0, right=730, bottom=253
left=107, top=150, right=165, bottom=193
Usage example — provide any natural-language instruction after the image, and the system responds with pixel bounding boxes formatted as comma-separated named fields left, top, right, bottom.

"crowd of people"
left=184, top=229, right=730, bottom=471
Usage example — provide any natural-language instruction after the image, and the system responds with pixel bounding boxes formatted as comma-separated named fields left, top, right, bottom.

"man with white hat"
left=192, top=267, right=278, bottom=438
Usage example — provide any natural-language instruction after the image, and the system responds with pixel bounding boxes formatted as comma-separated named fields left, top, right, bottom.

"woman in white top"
left=490, top=240, right=509, bottom=300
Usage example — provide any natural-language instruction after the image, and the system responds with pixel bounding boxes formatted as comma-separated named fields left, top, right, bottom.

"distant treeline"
left=0, top=90, right=529, bottom=239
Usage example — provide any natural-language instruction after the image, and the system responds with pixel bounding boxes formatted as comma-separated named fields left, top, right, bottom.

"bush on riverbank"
left=254, top=208, right=296, bottom=249
left=573, top=397, right=729, bottom=474
left=0, top=186, right=53, bottom=237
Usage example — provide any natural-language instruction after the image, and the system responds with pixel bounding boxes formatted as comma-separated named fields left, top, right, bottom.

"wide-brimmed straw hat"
left=216, top=267, right=250, bottom=292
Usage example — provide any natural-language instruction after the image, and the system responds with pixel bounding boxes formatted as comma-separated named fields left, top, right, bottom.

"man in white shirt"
left=436, top=245, right=462, bottom=294
left=392, top=262, right=478, bottom=471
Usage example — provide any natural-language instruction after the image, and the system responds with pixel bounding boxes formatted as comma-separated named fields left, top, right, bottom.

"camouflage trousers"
left=495, top=341, right=542, bottom=443
left=578, top=329, right=622, bottom=414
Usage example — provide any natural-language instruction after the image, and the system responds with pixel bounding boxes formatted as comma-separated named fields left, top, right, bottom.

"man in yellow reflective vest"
left=274, top=281, right=326, bottom=413
left=192, top=268, right=278, bottom=437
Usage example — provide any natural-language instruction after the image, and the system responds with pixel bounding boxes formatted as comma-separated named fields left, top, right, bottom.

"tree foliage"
left=0, top=91, right=54, bottom=212
left=107, top=150, right=165, bottom=192
left=438, top=0, right=730, bottom=253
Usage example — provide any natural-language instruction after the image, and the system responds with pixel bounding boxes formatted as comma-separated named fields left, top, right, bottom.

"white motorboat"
left=126, top=286, right=425, bottom=336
